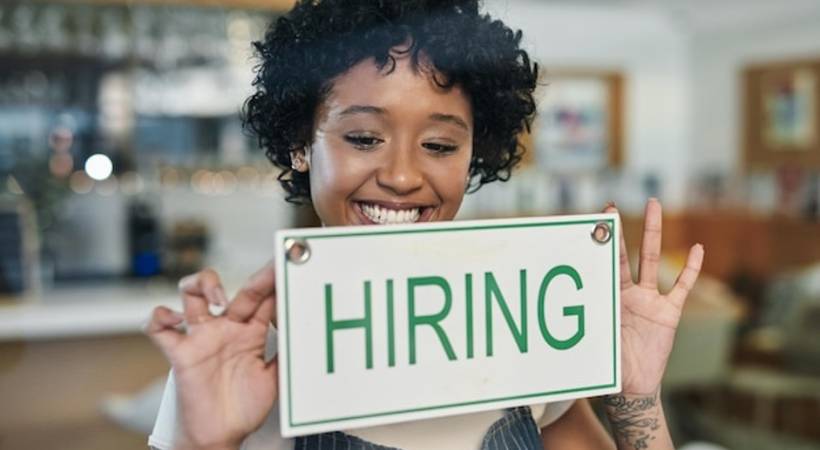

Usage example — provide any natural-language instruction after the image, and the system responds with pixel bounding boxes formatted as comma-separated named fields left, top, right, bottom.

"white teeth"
left=360, top=203, right=421, bottom=225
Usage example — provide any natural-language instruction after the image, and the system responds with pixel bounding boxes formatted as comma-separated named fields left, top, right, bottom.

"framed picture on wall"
left=532, top=71, right=624, bottom=173
left=744, top=59, right=820, bottom=168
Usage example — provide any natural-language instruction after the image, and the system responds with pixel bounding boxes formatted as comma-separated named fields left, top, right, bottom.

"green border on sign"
left=283, top=218, right=618, bottom=428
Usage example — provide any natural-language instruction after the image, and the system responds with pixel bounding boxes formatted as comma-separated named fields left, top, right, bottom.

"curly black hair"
left=243, top=0, right=538, bottom=204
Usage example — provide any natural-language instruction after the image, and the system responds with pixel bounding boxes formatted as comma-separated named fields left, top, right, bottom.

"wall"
left=157, top=184, right=295, bottom=283
left=464, top=0, right=693, bottom=214
left=52, top=182, right=295, bottom=285
left=690, top=15, right=820, bottom=174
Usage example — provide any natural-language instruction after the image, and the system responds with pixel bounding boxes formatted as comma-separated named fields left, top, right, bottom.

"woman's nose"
left=376, top=145, right=424, bottom=195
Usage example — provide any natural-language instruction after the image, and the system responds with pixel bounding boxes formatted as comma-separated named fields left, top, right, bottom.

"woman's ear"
left=290, top=148, right=310, bottom=173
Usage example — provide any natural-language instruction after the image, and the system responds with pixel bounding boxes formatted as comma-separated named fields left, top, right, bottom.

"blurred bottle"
left=164, top=219, right=209, bottom=280
left=128, top=200, right=161, bottom=277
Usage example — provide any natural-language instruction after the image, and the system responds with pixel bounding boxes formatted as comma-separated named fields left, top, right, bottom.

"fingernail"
left=207, top=287, right=229, bottom=306
left=217, top=288, right=229, bottom=306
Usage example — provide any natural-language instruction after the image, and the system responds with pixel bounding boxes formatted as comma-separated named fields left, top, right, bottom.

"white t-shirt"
left=149, top=328, right=574, bottom=450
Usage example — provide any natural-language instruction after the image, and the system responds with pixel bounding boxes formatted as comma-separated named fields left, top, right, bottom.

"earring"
left=291, top=152, right=307, bottom=172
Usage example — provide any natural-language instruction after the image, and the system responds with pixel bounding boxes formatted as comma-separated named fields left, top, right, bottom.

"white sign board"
left=275, top=214, right=620, bottom=437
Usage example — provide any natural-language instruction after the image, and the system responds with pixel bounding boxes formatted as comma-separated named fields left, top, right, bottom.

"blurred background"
left=1, top=0, right=819, bottom=449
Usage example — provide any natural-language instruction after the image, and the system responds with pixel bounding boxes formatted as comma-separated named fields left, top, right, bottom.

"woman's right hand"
left=145, top=262, right=278, bottom=450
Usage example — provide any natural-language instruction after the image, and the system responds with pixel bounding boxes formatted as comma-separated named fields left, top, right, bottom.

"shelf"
left=0, top=283, right=179, bottom=341
left=31, top=0, right=295, bottom=11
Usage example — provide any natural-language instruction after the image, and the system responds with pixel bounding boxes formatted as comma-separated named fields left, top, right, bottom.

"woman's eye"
left=344, top=134, right=382, bottom=150
left=422, top=142, right=459, bottom=154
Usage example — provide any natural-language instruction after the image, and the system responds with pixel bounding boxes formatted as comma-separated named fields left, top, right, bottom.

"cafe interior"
left=1, top=0, right=820, bottom=449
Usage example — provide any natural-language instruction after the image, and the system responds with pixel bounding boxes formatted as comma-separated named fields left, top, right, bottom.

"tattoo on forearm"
left=602, top=394, right=661, bottom=450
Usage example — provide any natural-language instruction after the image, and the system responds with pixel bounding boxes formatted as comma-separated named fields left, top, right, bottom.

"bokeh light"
left=84, top=154, right=114, bottom=181
left=69, top=170, right=94, bottom=194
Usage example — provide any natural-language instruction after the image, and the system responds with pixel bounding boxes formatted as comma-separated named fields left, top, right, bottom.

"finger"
left=178, top=268, right=229, bottom=306
left=638, top=198, right=662, bottom=289
left=227, top=260, right=276, bottom=323
left=604, top=204, right=634, bottom=289
left=144, top=306, right=184, bottom=352
left=667, top=244, right=705, bottom=307
left=178, top=269, right=227, bottom=325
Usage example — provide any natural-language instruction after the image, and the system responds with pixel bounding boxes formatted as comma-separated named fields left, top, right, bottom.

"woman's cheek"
left=429, top=157, right=471, bottom=220
left=309, top=146, right=373, bottom=225
left=324, top=150, right=373, bottom=194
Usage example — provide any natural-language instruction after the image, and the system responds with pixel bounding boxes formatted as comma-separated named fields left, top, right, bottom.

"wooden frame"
left=523, top=70, right=624, bottom=172
left=743, top=59, right=820, bottom=169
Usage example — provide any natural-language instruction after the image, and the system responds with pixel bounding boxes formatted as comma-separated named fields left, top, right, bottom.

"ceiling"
left=525, top=0, right=820, bottom=33
left=35, top=0, right=820, bottom=30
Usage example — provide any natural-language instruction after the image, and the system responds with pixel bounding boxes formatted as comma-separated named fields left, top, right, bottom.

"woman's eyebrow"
left=338, top=105, right=386, bottom=117
left=336, top=106, right=469, bottom=131
left=429, top=113, right=470, bottom=131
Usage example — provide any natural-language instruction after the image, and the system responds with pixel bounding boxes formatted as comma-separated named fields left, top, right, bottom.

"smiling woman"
left=145, top=1, right=704, bottom=450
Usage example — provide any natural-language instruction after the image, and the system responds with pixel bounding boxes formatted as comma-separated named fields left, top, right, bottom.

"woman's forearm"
left=602, top=391, right=674, bottom=450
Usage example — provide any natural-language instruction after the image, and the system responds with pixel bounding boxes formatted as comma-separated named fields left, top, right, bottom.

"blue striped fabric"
left=479, top=407, right=542, bottom=450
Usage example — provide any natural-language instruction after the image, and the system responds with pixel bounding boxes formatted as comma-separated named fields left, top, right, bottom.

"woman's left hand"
left=605, top=199, right=704, bottom=395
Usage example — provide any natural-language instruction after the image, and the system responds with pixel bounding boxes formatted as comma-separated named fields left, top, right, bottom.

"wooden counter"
left=0, top=284, right=179, bottom=450
left=0, top=334, right=169, bottom=450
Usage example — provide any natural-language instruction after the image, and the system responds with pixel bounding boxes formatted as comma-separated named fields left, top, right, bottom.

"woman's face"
left=301, top=51, right=473, bottom=227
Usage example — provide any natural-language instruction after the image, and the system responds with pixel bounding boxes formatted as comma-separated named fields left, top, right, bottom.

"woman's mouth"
left=354, top=201, right=433, bottom=225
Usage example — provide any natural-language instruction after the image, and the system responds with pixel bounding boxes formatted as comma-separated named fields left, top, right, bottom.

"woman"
left=146, top=1, right=705, bottom=449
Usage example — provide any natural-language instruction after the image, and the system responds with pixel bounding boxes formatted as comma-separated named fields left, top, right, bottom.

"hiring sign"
left=274, top=214, right=621, bottom=437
